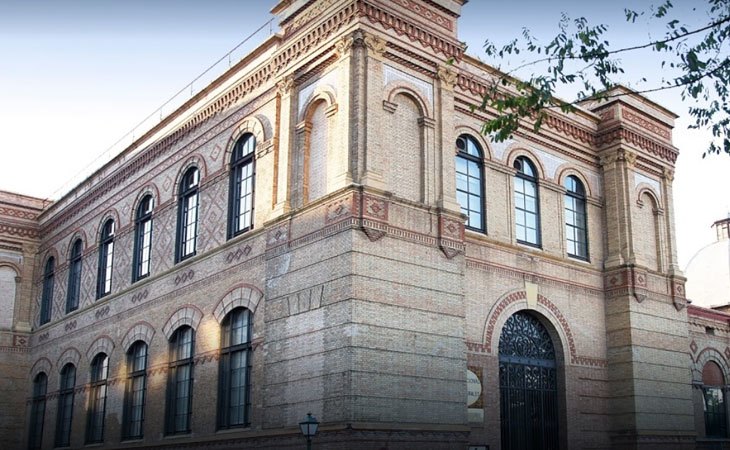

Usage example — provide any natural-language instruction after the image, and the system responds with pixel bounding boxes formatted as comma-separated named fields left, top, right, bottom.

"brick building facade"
left=0, top=1, right=725, bottom=449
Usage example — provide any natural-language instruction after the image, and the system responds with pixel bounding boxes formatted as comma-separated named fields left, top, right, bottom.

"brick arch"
left=555, top=166, right=594, bottom=198
left=298, top=87, right=337, bottom=123
left=162, top=304, right=204, bottom=340
left=41, top=247, right=60, bottom=268
left=121, top=321, right=156, bottom=351
left=86, top=335, right=115, bottom=363
left=693, top=347, right=730, bottom=384
left=213, top=284, right=264, bottom=324
left=129, top=184, right=161, bottom=223
left=505, top=147, right=547, bottom=180
left=483, top=290, right=577, bottom=364
left=174, top=154, right=208, bottom=192
left=94, top=209, right=121, bottom=239
left=222, top=116, right=269, bottom=171
left=454, top=126, right=492, bottom=160
left=636, top=186, right=663, bottom=210
left=29, top=357, right=52, bottom=381
left=57, top=347, right=81, bottom=370
left=65, top=229, right=88, bottom=257
left=0, top=261, right=20, bottom=277
left=384, top=83, right=432, bottom=118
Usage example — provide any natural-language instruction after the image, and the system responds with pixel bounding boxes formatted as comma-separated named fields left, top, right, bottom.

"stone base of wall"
left=610, top=433, right=697, bottom=450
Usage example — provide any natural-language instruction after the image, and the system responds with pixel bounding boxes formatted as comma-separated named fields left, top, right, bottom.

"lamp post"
left=299, top=412, right=319, bottom=450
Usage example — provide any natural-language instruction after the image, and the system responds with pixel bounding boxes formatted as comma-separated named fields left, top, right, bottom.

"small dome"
left=685, top=217, right=730, bottom=308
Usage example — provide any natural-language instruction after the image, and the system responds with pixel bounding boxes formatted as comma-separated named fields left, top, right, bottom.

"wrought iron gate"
left=499, top=312, right=559, bottom=450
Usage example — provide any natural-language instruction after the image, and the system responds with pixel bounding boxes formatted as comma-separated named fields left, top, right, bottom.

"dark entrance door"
left=499, top=311, right=559, bottom=450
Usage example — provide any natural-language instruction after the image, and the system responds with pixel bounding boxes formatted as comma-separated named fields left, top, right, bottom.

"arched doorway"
left=499, top=311, right=559, bottom=450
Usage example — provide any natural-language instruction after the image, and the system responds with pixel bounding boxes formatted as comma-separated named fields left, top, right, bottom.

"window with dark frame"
left=564, top=175, right=589, bottom=260
left=513, top=156, right=541, bottom=247
left=455, top=135, right=485, bottom=232
left=123, top=341, right=148, bottom=440
left=218, top=308, right=253, bottom=429
left=86, top=353, right=108, bottom=444
left=166, top=326, right=194, bottom=435
left=55, top=364, right=76, bottom=448
left=96, top=220, right=115, bottom=299
left=133, top=195, right=154, bottom=282
left=176, top=168, right=200, bottom=262
left=40, top=257, right=54, bottom=325
left=28, top=372, right=47, bottom=450
left=228, top=134, right=256, bottom=238
left=66, top=239, right=83, bottom=313
left=702, top=361, right=727, bottom=438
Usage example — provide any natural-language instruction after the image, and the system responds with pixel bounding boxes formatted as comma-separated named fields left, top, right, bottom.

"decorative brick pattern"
left=56, top=347, right=81, bottom=369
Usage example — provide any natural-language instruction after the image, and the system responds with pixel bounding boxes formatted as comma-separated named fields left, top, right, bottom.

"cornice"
left=39, top=3, right=361, bottom=235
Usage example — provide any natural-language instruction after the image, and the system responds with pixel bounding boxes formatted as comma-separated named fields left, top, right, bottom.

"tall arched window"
left=703, top=361, right=727, bottom=438
left=123, top=341, right=148, bottom=440
left=40, top=257, right=54, bottom=325
left=85, top=353, right=108, bottom=444
left=28, top=372, right=47, bottom=450
left=66, top=240, right=83, bottom=313
left=96, top=219, right=115, bottom=299
left=133, top=195, right=154, bottom=282
left=564, top=175, right=588, bottom=259
left=455, top=135, right=485, bottom=231
left=228, top=134, right=256, bottom=238
left=55, top=363, right=76, bottom=447
left=218, top=308, right=253, bottom=429
left=176, top=168, right=200, bottom=262
left=166, top=326, right=194, bottom=434
left=513, top=156, right=541, bottom=247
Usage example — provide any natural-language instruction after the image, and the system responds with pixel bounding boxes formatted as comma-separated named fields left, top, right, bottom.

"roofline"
left=688, top=304, right=730, bottom=323
left=460, top=53, right=602, bottom=125
left=582, top=84, right=680, bottom=120
left=41, top=32, right=282, bottom=219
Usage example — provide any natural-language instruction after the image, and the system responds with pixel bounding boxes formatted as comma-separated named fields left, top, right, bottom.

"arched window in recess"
left=96, top=219, right=115, bottom=299
left=564, top=175, right=588, bottom=259
left=455, top=135, right=485, bottom=231
left=166, top=326, right=195, bottom=434
left=40, top=257, right=54, bottom=325
left=27, top=372, right=47, bottom=450
left=513, top=156, right=541, bottom=247
left=86, top=353, right=108, bottom=444
left=218, top=308, right=253, bottom=429
left=703, top=361, right=727, bottom=438
left=123, top=341, right=148, bottom=440
left=176, top=168, right=200, bottom=262
left=228, top=134, right=256, bottom=238
left=67, top=239, right=83, bottom=313
left=55, top=363, right=76, bottom=447
left=133, top=195, right=154, bottom=282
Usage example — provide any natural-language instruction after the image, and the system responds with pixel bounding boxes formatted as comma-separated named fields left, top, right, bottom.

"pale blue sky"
left=0, top=0, right=727, bottom=269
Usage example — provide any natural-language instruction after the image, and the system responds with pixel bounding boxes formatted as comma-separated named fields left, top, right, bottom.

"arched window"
left=513, top=156, right=541, bottom=247
left=228, top=134, right=256, bottom=238
left=176, top=168, right=200, bottom=262
left=55, top=363, right=76, bottom=447
left=96, top=219, right=115, bottom=299
left=85, top=353, right=108, bottom=444
left=123, top=341, right=148, bottom=440
left=28, top=372, right=47, bottom=450
left=703, top=361, right=727, bottom=438
left=564, top=175, right=588, bottom=259
left=67, top=239, right=83, bottom=313
left=166, top=326, right=194, bottom=434
left=218, top=308, right=253, bottom=429
left=40, top=257, right=54, bottom=325
left=455, top=135, right=485, bottom=231
left=133, top=195, right=154, bottom=282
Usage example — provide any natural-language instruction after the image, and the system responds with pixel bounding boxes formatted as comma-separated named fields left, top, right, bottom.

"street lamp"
left=299, top=412, right=319, bottom=450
